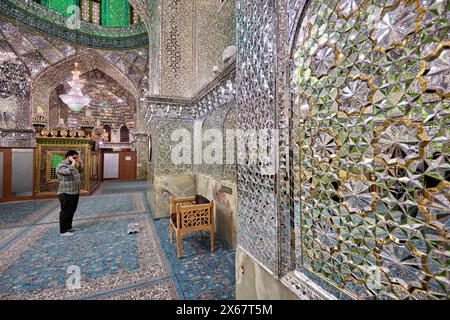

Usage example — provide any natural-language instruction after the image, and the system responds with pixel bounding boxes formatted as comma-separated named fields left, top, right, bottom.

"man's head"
left=65, top=150, right=79, bottom=160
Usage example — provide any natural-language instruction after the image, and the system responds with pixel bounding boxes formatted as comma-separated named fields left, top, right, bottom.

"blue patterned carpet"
left=154, top=218, right=235, bottom=300
left=95, top=180, right=150, bottom=195
left=0, top=181, right=235, bottom=300
left=1, top=218, right=139, bottom=294
left=41, top=194, right=146, bottom=224
left=74, top=194, right=135, bottom=216
left=0, top=199, right=57, bottom=229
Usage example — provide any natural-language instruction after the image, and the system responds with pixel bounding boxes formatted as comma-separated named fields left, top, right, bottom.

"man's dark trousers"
left=58, top=193, right=79, bottom=233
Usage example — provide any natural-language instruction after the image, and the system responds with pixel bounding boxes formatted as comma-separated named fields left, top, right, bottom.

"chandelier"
left=59, top=62, right=91, bottom=112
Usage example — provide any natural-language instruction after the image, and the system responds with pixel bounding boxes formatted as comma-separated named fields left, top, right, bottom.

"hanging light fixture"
left=59, top=62, right=91, bottom=112
left=58, top=23, right=91, bottom=112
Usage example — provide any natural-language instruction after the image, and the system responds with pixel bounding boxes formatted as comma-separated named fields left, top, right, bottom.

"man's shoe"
left=68, top=228, right=79, bottom=232
left=60, top=232, right=74, bottom=237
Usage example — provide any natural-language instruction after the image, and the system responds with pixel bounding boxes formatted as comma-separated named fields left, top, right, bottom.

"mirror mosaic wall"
left=0, top=0, right=447, bottom=300
left=290, top=0, right=449, bottom=299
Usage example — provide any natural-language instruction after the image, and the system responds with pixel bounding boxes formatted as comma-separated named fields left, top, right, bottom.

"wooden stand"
left=169, top=195, right=215, bottom=258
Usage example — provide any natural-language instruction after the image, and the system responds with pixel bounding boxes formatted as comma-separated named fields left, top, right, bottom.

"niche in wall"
left=120, top=125, right=130, bottom=142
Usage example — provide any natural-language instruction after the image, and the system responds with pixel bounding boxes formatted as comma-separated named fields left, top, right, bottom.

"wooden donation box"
left=35, top=129, right=99, bottom=196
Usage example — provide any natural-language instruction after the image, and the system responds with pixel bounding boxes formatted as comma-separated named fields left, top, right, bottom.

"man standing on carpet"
left=56, top=150, right=84, bottom=237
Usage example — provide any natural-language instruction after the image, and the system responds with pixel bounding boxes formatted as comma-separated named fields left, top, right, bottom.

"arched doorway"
left=102, top=124, right=111, bottom=142
left=120, top=125, right=130, bottom=142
